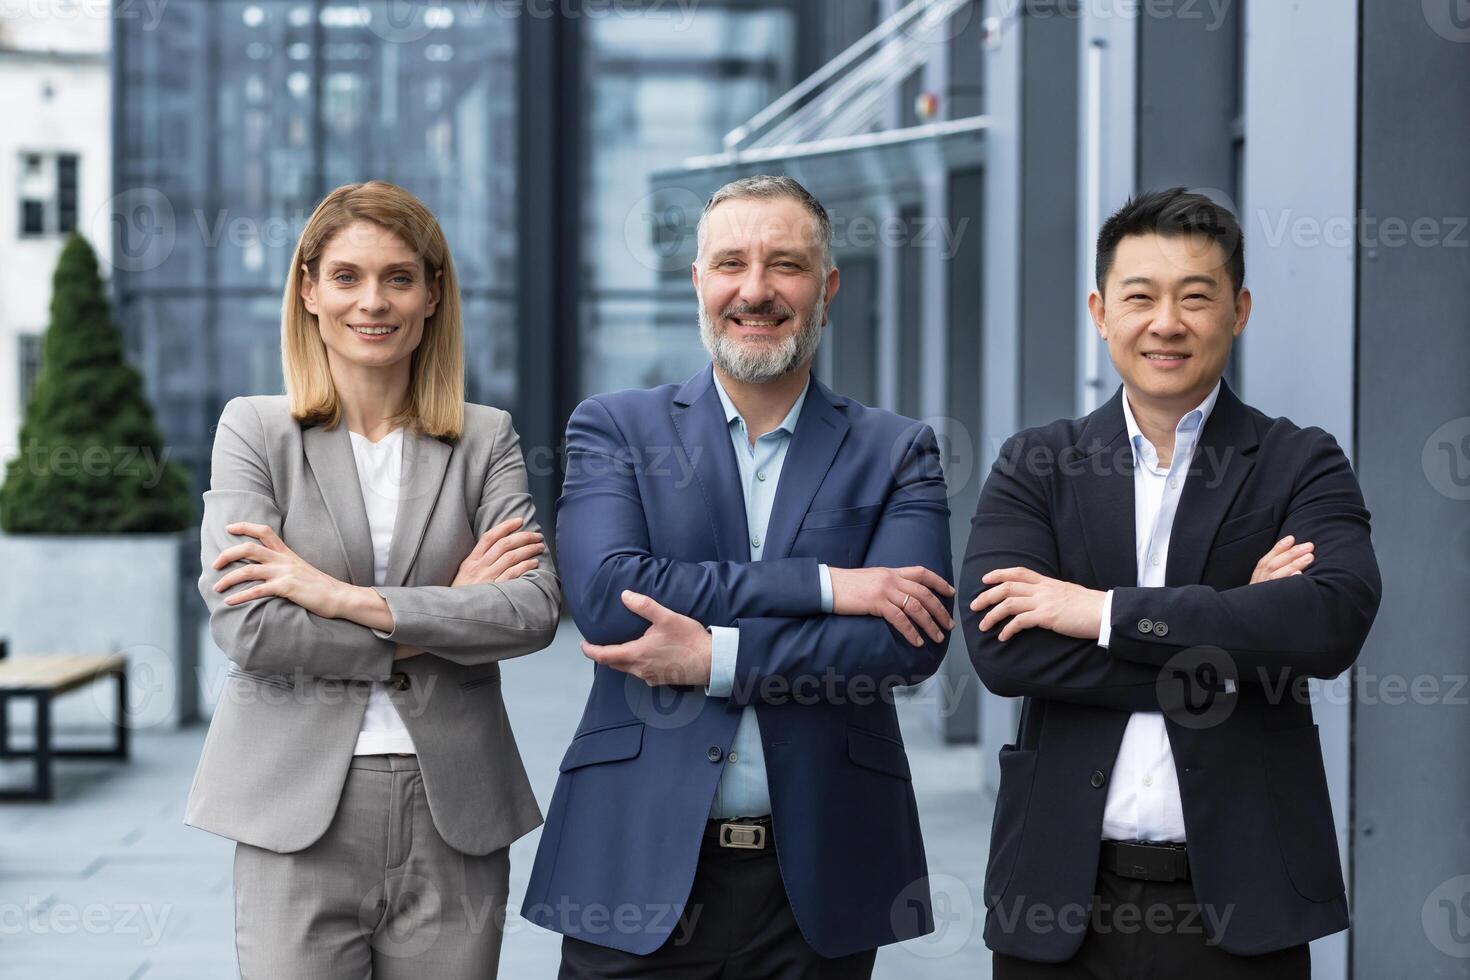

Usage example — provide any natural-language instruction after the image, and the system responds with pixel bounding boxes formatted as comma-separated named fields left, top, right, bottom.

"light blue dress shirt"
left=705, top=371, right=834, bottom=819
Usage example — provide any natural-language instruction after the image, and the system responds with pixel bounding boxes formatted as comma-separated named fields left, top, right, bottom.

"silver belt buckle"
left=719, top=822, right=766, bottom=849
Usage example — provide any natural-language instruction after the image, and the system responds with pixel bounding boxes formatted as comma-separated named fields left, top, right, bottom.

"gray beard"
left=698, top=288, right=826, bottom=384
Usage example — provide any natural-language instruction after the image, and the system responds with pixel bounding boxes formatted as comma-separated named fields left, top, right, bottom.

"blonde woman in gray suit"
left=186, top=180, right=561, bottom=978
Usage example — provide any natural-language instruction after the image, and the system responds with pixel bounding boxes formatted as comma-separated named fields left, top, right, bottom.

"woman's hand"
left=211, top=521, right=351, bottom=619
left=453, top=517, right=544, bottom=587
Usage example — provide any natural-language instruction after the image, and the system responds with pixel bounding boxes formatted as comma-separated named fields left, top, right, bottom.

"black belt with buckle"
left=1100, top=840, right=1190, bottom=882
left=705, top=816, right=773, bottom=850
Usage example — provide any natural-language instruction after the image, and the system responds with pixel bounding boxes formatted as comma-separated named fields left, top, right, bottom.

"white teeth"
left=1146, top=354, right=1185, bottom=360
left=353, top=325, right=396, bottom=336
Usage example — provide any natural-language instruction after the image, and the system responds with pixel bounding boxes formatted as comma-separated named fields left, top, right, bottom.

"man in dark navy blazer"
left=961, top=189, right=1381, bottom=978
left=523, top=175, right=956, bottom=979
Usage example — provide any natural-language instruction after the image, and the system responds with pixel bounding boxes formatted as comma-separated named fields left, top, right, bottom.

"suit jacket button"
left=1153, top=621, right=1169, bottom=637
left=1137, top=619, right=1154, bottom=634
left=391, top=672, right=411, bottom=691
left=707, top=746, right=723, bottom=763
left=1090, top=770, right=1106, bottom=789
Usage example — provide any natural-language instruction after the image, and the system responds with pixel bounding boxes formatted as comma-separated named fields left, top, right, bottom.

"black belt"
left=704, top=816, right=773, bottom=850
left=1100, top=840, right=1190, bottom=882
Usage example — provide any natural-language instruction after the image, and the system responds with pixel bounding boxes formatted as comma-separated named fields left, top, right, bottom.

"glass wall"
left=114, top=0, right=518, bottom=494
left=578, top=4, right=798, bottom=398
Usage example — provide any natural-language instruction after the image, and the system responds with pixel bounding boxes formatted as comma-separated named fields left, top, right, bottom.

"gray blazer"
left=185, top=395, right=560, bottom=856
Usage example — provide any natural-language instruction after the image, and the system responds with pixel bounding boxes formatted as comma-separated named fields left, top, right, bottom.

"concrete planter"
left=0, top=530, right=200, bottom=733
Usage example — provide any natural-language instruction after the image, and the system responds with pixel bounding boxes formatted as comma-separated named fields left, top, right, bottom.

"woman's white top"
left=347, top=425, right=418, bottom=756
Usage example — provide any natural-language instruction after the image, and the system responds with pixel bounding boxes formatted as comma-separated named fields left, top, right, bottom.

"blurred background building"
left=0, top=1, right=1465, bottom=977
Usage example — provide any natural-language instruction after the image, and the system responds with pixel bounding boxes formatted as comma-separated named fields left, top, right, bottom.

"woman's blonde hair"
left=282, top=180, right=465, bottom=440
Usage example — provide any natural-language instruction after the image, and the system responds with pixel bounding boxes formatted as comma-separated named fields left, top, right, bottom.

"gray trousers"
left=233, top=754, right=510, bottom=979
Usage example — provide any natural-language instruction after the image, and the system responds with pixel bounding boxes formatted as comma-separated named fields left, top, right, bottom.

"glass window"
left=579, top=4, right=798, bottom=398
left=115, top=0, right=520, bottom=497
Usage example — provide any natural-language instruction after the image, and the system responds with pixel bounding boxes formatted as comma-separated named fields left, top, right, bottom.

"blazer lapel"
left=670, top=366, right=750, bottom=562
left=302, top=419, right=452, bottom=589
left=383, top=427, right=451, bottom=588
left=1074, top=386, right=1140, bottom=591
left=763, top=375, right=850, bottom=561
left=302, top=420, right=376, bottom=588
left=1165, top=379, right=1259, bottom=586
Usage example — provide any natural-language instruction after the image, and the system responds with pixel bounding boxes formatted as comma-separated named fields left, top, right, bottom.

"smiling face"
left=299, top=219, right=441, bottom=375
left=1088, top=231, right=1250, bottom=411
left=692, top=195, right=839, bottom=384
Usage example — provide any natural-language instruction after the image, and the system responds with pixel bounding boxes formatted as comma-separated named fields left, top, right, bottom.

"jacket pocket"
left=1214, top=504, right=1277, bottom=548
left=801, top=503, right=883, bottom=531
left=1264, top=724, right=1346, bottom=902
left=847, top=727, right=912, bottom=780
left=984, top=744, right=1038, bottom=909
left=460, top=666, right=502, bottom=692
left=558, top=721, right=644, bottom=772
left=226, top=665, right=294, bottom=691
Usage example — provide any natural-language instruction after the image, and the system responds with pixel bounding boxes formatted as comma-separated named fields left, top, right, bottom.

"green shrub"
left=0, top=234, right=192, bottom=533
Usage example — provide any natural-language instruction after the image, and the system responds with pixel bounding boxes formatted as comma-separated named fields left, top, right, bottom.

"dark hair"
left=1095, top=187, right=1244, bottom=295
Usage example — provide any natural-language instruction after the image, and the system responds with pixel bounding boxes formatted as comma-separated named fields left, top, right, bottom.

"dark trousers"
left=558, top=825, right=877, bottom=980
left=993, top=868, right=1310, bottom=980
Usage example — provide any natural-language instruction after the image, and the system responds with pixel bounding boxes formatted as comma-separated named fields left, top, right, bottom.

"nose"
left=735, top=263, right=777, bottom=308
left=1150, top=298, right=1187, bottom=335
left=358, top=281, right=389, bottom=314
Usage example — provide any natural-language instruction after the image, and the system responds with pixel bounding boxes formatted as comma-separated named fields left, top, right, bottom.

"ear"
left=426, top=267, right=442, bottom=318
left=1232, top=286, right=1252, bottom=337
left=1087, top=290, right=1108, bottom=340
left=299, top=265, right=318, bottom=315
left=821, top=265, right=841, bottom=326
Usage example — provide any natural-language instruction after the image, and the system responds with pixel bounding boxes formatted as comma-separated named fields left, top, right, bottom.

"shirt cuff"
left=818, top=564, right=834, bottom=614
left=706, top=626, right=739, bottom=698
left=1097, top=590, right=1114, bottom=649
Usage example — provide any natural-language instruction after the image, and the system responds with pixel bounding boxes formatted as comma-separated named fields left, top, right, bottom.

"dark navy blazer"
left=522, top=365, right=955, bottom=957
left=960, top=380, right=1382, bottom=961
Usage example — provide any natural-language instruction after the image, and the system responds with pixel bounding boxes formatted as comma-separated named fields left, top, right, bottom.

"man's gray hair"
left=695, top=175, right=834, bottom=273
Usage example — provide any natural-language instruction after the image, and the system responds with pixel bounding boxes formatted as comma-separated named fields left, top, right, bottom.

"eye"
left=1127, top=293, right=1150, bottom=302
left=1185, top=293, right=1209, bottom=301
left=390, top=275, right=412, bottom=284
left=332, top=273, right=355, bottom=283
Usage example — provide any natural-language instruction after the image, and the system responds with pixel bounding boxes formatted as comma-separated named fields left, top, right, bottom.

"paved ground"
left=0, top=622, right=994, bottom=979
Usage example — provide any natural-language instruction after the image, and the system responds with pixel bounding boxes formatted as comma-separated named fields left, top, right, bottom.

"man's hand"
left=581, top=591, right=712, bottom=687
left=829, top=566, right=955, bottom=646
left=970, top=567, right=1107, bottom=643
left=453, top=517, right=544, bottom=586
left=212, top=522, right=351, bottom=619
left=1251, top=535, right=1314, bottom=584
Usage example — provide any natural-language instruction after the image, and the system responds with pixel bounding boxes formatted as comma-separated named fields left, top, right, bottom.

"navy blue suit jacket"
left=960, top=380, right=1382, bottom=960
left=522, top=365, right=954, bottom=957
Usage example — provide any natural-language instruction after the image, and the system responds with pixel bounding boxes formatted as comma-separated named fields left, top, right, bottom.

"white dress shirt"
left=1096, top=379, right=1221, bottom=842
left=347, top=425, right=417, bottom=756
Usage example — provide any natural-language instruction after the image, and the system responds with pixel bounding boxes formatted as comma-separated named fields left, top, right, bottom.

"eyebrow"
left=1117, top=274, right=1219, bottom=290
left=706, top=249, right=810, bottom=265
left=324, top=260, right=420, bottom=274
